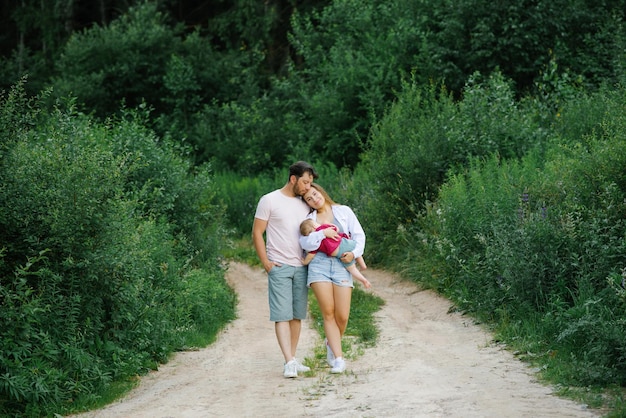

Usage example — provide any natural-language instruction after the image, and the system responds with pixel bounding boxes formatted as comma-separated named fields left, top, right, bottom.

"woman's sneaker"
left=294, top=358, right=310, bottom=372
left=325, top=339, right=335, bottom=367
left=284, top=360, right=298, bottom=378
left=330, top=357, right=346, bottom=374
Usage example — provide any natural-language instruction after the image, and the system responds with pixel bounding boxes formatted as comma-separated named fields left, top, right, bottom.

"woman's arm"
left=334, top=205, right=366, bottom=259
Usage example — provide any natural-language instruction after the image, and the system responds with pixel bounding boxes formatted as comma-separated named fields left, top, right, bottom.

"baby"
left=300, top=218, right=371, bottom=289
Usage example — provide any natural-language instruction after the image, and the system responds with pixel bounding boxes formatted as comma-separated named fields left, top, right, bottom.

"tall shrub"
left=415, top=86, right=626, bottom=386
left=52, top=2, right=182, bottom=117
left=289, top=0, right=430, bottom=169
left=0, top=84, right=235, bottom=416
left=357, top=72, right=546, bottom=264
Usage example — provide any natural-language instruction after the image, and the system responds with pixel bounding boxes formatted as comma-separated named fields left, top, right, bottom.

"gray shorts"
left=307, top=253, right=353, bottom=288
left=267, top=265, right=308, bottom=322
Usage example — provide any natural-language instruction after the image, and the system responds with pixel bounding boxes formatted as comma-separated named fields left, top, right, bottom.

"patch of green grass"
left=64, top=377, right=140, bottom=416
left=346, top=286, right=385, bottom=344
left=221, top=235, right=262, bottom=267
left=602, top=388, right=626, bottom=418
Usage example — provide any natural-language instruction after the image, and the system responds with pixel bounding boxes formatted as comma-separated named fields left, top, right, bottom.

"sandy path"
left=75, top=262, right=600, bottom=418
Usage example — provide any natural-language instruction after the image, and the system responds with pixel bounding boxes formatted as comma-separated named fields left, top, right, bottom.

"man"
left=252, top=161, right=318, bottom=378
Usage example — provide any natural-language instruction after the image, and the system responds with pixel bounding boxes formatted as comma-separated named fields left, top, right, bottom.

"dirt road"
left=75, top=262, right=600, bottom=417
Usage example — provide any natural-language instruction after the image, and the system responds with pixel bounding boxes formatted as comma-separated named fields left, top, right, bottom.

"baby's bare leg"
left=346, top=264, right=371, bottom=289
left=357, top=256, right=367, bottom=270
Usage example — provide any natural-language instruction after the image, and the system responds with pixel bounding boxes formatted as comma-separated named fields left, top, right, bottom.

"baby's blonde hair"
left=300, top=219, right=317, bottom=236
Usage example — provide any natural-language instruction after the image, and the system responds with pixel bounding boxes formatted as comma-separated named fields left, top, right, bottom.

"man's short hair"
left=289, top=161, right=319, bottom=180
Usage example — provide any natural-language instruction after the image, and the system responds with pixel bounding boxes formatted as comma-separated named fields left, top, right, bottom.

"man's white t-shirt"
left=254, top=189, right=310, bottom=267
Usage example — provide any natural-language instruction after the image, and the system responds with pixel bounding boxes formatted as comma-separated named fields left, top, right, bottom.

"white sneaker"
left=284, top=360, right=298, bottom=378
left=293, top=358, right=310, bottom=373
left=330, top=357, right=346, bottom=374
left=325, top=339, right=335, bottom=367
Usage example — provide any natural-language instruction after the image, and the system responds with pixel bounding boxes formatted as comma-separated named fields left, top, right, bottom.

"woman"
left=299, top=183, right=367, bottom=373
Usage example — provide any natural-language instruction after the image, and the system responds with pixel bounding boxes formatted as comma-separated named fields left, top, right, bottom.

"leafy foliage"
left=421, top=0, right=626, bottom=93
left=357, top=71, right=549, bottom=263
left=0, top=82, right=235, bottom=416
left=52, top=2, right=182, bottom=117
left=1, top=0, right=626, bottom=414
left=289, top=0, right=430, bottom=168
left=3, top=0, right=624, bottom=176
left=410, top=85, right=626, bottom=386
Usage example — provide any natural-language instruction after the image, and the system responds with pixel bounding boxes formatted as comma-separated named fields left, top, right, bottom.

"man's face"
left=292, top=172, right=314, bottom=196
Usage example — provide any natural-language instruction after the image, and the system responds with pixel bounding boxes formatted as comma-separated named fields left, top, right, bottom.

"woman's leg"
left=333, top=285, right=353, bottom=337
left=311, top=282, right=343, bottom=358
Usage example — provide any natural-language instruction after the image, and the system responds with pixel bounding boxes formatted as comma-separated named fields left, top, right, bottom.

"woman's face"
left=303, top=187, right=325, bottom=210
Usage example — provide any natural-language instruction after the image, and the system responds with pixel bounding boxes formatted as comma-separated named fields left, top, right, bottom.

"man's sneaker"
left=294, top=358, right=310, bottom=373
left=284, top=360, right=298, bottom=378
left=330, top=357, right=346, bottom=374
left=325, top=339, right=335, bottom=367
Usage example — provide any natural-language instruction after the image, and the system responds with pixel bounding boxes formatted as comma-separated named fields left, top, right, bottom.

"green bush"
left=420, top=0, right=626, bottom=93
left=355, top=81, right=455, bottom=263
left=0, top=83, right=235, bottom=416
left=413, top=85, right=626, bottom=386
left=51, top=2, right=276, bottom=173
left=357, top=71, right=547, bottom=264
left=213, top=171, right=280, bottom=237
left=192, top=96, right=307, bottom=175
left=289, top=0, right=430, bottom=169
left=53, top=2, right=182, bottom=117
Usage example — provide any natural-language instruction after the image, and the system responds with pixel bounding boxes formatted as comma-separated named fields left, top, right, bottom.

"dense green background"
left=1, top=1, right=626, bottom=416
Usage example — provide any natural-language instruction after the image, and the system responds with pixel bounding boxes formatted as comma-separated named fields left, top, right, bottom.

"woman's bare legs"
left=310, top=282, right=353, bottom=360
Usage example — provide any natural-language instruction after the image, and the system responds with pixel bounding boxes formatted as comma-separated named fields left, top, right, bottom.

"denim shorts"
left=267, top=264, right=308, bottom=322
left=307, top=253, right=353, bottom=288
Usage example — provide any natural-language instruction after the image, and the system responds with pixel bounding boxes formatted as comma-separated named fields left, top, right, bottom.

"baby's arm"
left=302, top=252, right=316, bottom=266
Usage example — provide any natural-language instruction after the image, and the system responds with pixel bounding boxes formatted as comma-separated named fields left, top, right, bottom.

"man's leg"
left=275, top=321, right=293, bottom=363
left=290, top=266, right=308, bottom=359
left=289, top=319, right=302, bottom=358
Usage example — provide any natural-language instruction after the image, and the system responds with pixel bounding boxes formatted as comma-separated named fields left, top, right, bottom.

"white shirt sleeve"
left=299, top=210, right=325, bottom=252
